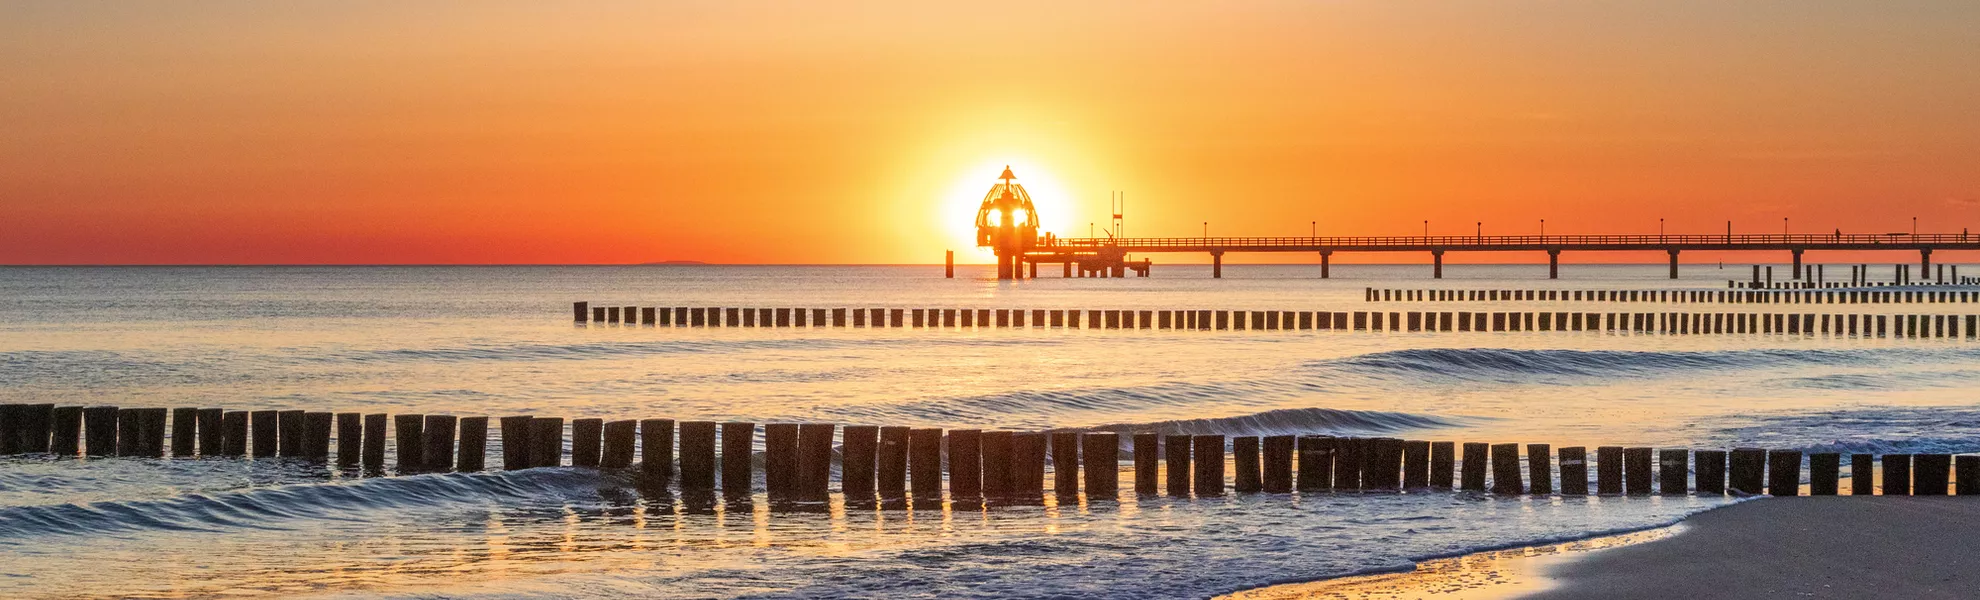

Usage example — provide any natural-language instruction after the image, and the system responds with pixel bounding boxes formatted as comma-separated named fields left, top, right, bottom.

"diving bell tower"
left=974, top=166, right=1040, bottom=280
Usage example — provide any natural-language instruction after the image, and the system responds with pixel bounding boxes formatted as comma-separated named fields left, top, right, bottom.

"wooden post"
left=1560, top=446, right=1588, bottom=495
left=1957, top=455, right=1979, bottom=496
left=1430, top=441, right=1455, bottom=490
left=50, top=406, right=82, bottom=456
left=417, top=415, right=454, bottom=470
left=362, top=413, right=387, bottom=470
left=600, top=420, right=636, bottom=469
left=794, top=423, right=835, bottom=501
left=1596, top=446, right=1624, bottom=494
left=1012, top=432, right=1047, bottom=501
left=1335, top=437, right=1364, bottom=491
left=878, top=426, right=909, bottom=497
left=678, top=421, right=717, bottom=491
left=981, top=430, right=1013, bottom=499
left=1624, top=447, right=1653, bottom=495
left=836, top=424, right=877, bottom=501
left=303, top=412, right=333, bottom=461
left=335, top=412, right=361, bottom=467
left=1192, top=434, right=1224, bottom=496
left=1851, top=454, right=1874, bottom=495
left=569, top=417, right=603, bottom=468
left=1133, top=433, right=1160, bottom=494
left=171, top=407, right=198, bottom=457
left=947, top=429, right=982, bottom=500
left=1461, top=442, right=1488, bottom=492
left=279, top=410, right=305, bottom=457
left=1083, top=432, right=1119, bottom=500
left=1166, top=434, right=1192, bottom=496
left=1490, top=443, right=1522, bottom=494
left=1263, top=435, right=1295, bottom=493
left=1233, top=436, right=1262, bottom=493
left=718, top=421, right=751, bottom=495
left=394, top=414, right=425, bottom=472
left=1914, top=454, right=1951, bottom=495
left=499, top=416, right=533, bottom=471
left=908, top=428, right=943, bottom=501
left=1693, top=450, right=1726, bottom=494
left=1372, top=438, right=1404, bottom=491
left=216, top=410, right=247, bottom=457
left=527, top=417, right=562, bottom=468
left=1527, top=443, right=1552, bottom=494
left=1659, top=449, right=1688, bottom=494
left=1300, top=436, right=1336, bottom=492
left=84, top=406, right=119, bottom=457
left=1885, top=454, right=1912, bottom=496
left=1726, top=448, right=1765, bottom=494
left=1768, top=450, right=1802, bottom=496
left=1809, top=452, right=1840, bottom=495
left=574, top=301, right=588, bottom=323
left=137, top=408, right=167, bottom=457
left=1401, top=440, right=1430, bottom=490
left=250, top=410, right=278, bottom=458
left=1052, top=431, right=1080, bottom=497
left=457, top=416, right=487, bottom=472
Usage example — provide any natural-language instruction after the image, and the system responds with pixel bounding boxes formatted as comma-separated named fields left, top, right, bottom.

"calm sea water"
left=3, top=264, right=1977, bottom=598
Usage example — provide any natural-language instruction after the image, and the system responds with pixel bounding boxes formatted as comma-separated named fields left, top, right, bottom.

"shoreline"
left=1228, top=496, right=1980, bottom=599
left=1217, top=524, right=1690, bottom=600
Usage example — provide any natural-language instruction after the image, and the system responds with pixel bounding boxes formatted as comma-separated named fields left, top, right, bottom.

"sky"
left=2, top=1, right=1977, bottom=265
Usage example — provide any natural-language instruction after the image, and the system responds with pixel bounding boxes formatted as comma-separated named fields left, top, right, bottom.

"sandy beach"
left=1237, top=496, right=1980, bottom=599
left=1528, top=496, right=1980, bottom=599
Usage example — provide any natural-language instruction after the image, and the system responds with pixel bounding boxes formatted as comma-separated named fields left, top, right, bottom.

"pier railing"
left=2, top=404, right=1974, bottom=503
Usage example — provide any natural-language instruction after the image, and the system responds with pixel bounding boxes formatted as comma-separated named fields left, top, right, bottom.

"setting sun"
left=941, top=160, right=1080, bottom=261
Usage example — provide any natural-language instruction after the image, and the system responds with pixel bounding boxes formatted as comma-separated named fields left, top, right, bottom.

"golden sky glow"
left=3, top=2, right=1977, bottom=264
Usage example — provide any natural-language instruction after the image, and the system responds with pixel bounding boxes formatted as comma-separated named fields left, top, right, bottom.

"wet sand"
left=1526, top=496, right=1980, bottom=599
left=1218, top=527, right=1677, bottom=599
left=1231, top=496, right=1980, bottom=600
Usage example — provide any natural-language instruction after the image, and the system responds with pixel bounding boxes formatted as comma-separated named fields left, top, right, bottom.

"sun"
left=941, top=159, right=1079, bottom=259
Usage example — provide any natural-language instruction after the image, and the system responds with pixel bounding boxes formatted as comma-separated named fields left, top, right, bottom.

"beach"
left=1529, top=496, right=1980, bottom=599
left=1241, top=496, right=1980, bottom=599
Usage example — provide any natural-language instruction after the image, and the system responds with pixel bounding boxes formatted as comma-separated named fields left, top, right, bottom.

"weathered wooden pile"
left=575, top=301, right=1978, bottom=338
left=4, top=405, right=1975, bottom=503
left=1365, top=287, right=1979, bottom=304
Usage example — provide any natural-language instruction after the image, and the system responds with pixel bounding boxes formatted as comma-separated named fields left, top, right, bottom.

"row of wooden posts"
left=1366, top=287, right=1980, bottom=305
left=576, top=301, right=1977, bottom=338
left=1732, top=263, right=1958, bottom=288
left=4, top=405, right=1976, bottom=500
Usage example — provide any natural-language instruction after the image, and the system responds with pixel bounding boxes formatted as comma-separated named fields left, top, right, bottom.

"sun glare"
left=943, top=160, right=1078, bottom=259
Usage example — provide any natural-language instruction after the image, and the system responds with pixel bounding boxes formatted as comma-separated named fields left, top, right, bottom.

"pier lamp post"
left=1311, top=221, right=1316, bottom=239
left=1540, top=219, right=1545, bottom=238
left=1660, top=218, right=1665, bottom=239
left=1423, top=220, right=1428, bottom=239
left=1913, top=216, right=1918, bottom=237
left=1203, top=222, right=1208, bottom=240
left=1476, top=221, right=1482, bottom=242
left=1783, top=217, right=1789, bottom=235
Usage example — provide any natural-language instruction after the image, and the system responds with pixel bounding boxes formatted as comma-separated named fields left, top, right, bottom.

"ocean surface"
left=3, top=264, right=1978, bottom=598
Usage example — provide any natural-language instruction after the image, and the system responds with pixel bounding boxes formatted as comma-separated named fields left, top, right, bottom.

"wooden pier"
left=1017, top=233, right=1980, bottom=280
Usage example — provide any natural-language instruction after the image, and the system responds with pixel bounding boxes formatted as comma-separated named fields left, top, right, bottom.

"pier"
left=3, top=403, right=1975, bottom=506
left=966, top=169, right=1980, bottom=281
left=1018, top=233, right=1980, bottom=280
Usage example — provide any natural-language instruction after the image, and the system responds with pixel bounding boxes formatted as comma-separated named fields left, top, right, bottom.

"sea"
left=3, top=264, right=1977, bottom=598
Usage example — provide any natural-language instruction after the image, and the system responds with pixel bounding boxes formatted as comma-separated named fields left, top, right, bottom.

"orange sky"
left=2, top=2, right=1976, bottom=265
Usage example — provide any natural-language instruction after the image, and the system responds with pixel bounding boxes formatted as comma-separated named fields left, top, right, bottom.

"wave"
left=1084, top=407, right=1466, bottom=439
left=0, top=468, right=617, bottom=540
left=1710, top=406, right=1980, bottom=455
left=1316, top=346, right=1980, bottom=383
